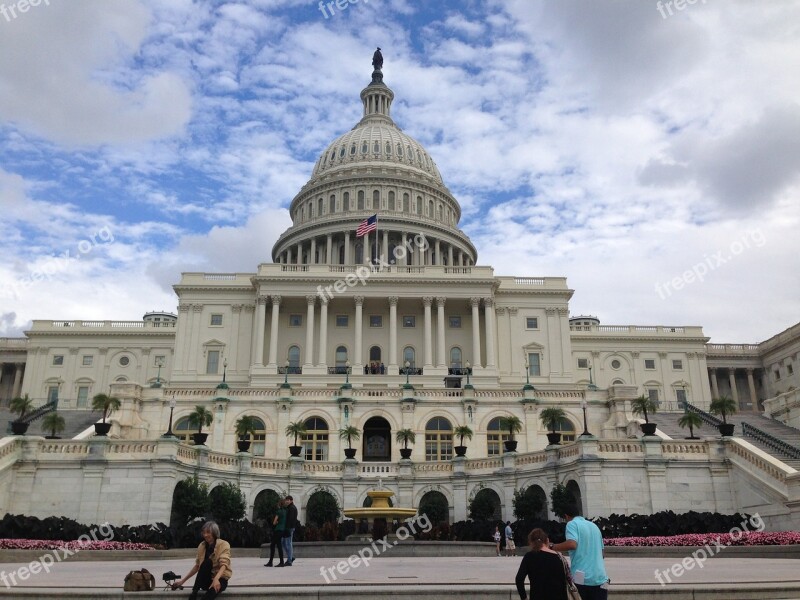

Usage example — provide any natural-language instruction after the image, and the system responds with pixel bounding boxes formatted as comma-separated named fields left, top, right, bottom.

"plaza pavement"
left=1, top=555, right=800, bottom=599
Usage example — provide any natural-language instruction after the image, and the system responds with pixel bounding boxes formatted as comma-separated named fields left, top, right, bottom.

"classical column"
left=304, top=295, right=316, bottom=367
left=709, top=367, right=720, bottom=398
left=746, top=368, right=758, bottom=412
left=436, top=297, right=446, bottom=368
left=448, top=245, right=454, bottom=267
left=297, top=242, right=304, bottom=264
left=471, top=297, right=482, bottom=368
left=354, top=296, right=364, bottom=369
left=363, top=232, right=370, bottom=264
left=728, top=369, right=739, bottom=406
left=310, top=238, right=317, bottom=265
left=326, top=234, right=333, bottom=265
left=484, top=298, right=496, bottom=368
left=387, top=296, right=399, bottom=371
left=401, top=232, right=408, bottom=266
left=435, top=239, right=441, bottom=265
left=318, top=298, right=328, bottom=367
left=344, top=231, right=351, bottom=265
left=287, top=247, right=293, bottom=264
left=383, top=230, right=389, bottom=265
left=12, top=363, right=24, bottom=399
left=423, top=297, right=433, bottom=368
left=254, top=296, right=268, bottom=367
left=266, top=295, right=281, bottom=367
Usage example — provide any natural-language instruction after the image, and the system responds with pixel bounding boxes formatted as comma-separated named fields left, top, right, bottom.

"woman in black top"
left=515, top=528, right=568, bottom=600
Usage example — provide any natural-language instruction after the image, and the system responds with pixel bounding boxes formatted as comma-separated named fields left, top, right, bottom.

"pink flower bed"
left=0, top=539, right=154, bottom=550
left=605, top=531, right=800, bottom=547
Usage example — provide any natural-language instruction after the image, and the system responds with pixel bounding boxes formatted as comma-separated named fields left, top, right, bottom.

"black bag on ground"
left=124, top=568, right=156, bottom=591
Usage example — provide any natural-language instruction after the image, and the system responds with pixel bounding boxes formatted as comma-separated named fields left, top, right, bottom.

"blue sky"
left=0, top=0, right=798, bottom=342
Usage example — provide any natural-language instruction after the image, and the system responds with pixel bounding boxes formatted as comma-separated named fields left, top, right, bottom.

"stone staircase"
left=1, top=407, right=98, bottom=439
left=654, top=410, right=800, bottom=470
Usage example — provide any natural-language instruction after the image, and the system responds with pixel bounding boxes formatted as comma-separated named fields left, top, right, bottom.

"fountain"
left=342, top=481, right=418, bottom=541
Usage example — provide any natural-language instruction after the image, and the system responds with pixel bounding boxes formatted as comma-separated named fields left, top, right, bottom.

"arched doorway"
left=362, top=416, right=391, bottom=461
left=470, top=487, right=502, bottom=521
left=419, top=490, right=449, bottom=524
left=566, top=480, right=583, bottom=516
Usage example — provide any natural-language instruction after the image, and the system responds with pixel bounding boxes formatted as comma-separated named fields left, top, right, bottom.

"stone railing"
left=250, top=458, right=290, bottom=472
left=30, top=320, right=176, bottom=331
left=38, top=441, right=91, bottom=455
left=597, top=441, right=644, bottom=455
left=741, top=422, right=800, bottom=459
left=361, top=463, right=396, bottom=475
left=303, top=462, right=343, bottom=473
left=413, top=462, right=453, bottom=473
left=570, top=324, right=702, bottom=336
left=662, top=441, right=709, bottom=456
left=0, top=438, right=23, bottom=473
left=725, top=438, right=793, bottom=497
left=464, top=457, right=503, bottom=470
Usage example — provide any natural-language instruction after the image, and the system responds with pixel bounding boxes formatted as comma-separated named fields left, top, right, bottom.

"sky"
left=0, top=0, right=798, bottom=344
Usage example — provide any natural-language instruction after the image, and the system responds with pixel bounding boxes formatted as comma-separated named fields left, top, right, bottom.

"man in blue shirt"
left=551, top=502, right=609, bottom=600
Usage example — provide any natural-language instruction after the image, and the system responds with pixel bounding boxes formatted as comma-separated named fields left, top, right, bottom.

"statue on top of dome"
left=372, top=47, right=383, bottom=70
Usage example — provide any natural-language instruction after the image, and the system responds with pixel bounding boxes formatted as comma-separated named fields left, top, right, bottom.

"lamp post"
left=344, top=360, right=352, bottom=388
left=588, top=363, right=598, bottom=391
left=404, top=361, right=411, bottom=386
left=222, top=358, right=228, bottom=384
left=162, top=396, right=177, bottom=438
left=281, top=359, right=291, bottom=389
left=524, top=358, right=530, bottom=386
left=465, top=361, right=472, bottom=387
left=152, top=357, right=164, bottom=388
left=580, top=399, right=591, bottom=437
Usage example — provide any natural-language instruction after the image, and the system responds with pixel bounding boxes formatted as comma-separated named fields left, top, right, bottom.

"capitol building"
left=2, top=62, right=800, bottom=529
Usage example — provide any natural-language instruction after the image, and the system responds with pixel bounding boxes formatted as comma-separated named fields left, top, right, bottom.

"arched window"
left=388, top=191, right=395, bottom=211
left=428, top=200, right=434, bottom=217
left=339, top=146, right=345, bottom=158
left=302, top=417, right=329, bottom=461
left=403, top=346, right=416, bottom=369
left=397, top=143, right=403, bottom=156
left=318, top=198, right=323, bottom=217
left=372, top=190, right=380, bottom=210
left=329, top=194, right=336, bottom=214
left=357, top=191, right=365, bottom=210
left=555, top=418, right=576, bottom=443
left=449, top=347, right=462, bottom=368
left=174, top=417, right=194, bottom=444
left=236, top=416, right=266, bottom=456
left=407, top=145, right=413, bottom=160
left=350, top=144, right=356, bottom=156
left=487, top=417, right=511, bottom=456
left=343, top=192, right=350, bottom=211
left=425, top=417, right=453, bottom=461
left=416, top=196, right=423, bottom=215
left=437, top=205, right=442, bottom=221
left=329, top=150, right=336, bottom=162
left=403, top=193, right=410, bottom=212
left=373, top=141, right=380, bottom=153
left=361, top=142, right=368, bottom=154
left=385, top=142, right=392, bottom=155
left=336, top=346, right=348, bottom=366
left=288, top=346, right=301, bottom=371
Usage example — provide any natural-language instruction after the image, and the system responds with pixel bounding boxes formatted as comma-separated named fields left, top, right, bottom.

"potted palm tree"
left=91, top=393, right=121, bottom=436
left=234, top=415, right=259, bottom=452
left=42, top=411, right=66, bottom=439
left=540, top=407, right=567, bottom=446
left=710, top=395, right=737, bottom=436
left=187, top=405, right=213, bottom=445
left=631, top=394, right=658, bottom=436
left=678, top=411, right=703, bottom=439
left=396, top=428, right=415, bottom=459
left=339, top=425, right=361, bottom=459
left=9, top=394, right=34, bottom=435
left=285, top=421, right=306, bottom=457
left=499, top=415, right=523, bottom=452
left=453, top=425, right=473, bottom=457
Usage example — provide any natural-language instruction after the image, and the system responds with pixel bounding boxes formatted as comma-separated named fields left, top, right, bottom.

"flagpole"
left=374, top=213, right=378, bottom=267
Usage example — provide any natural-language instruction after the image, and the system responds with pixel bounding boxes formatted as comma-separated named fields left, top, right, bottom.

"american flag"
left=356, top=214, right=378, bottom=237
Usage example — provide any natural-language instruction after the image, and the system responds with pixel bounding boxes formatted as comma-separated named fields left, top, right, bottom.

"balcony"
left=278, top=366, right=303, bottom=375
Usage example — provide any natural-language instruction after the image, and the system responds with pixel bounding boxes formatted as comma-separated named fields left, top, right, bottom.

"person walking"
left=172, top=521, right=232, bottom=600
left=551, top=502, right=609, bottom=600
left=264, top=499, right=286, bottom=567
left=493, top=525, right=502, bottom=556
left=282, top=495, right=298, bottom=566
left=515, top=528, right=568, bottom=600
left=505, top=521, right=516, bottom=557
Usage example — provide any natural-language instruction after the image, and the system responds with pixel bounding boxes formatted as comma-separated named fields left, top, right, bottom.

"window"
left=449, top=316, right=461, bottom=328
left=373, top=141, right=380, bottom=154
left=206, top=351, right=220, bottom=375
left=676, top=389, right=687, bottom=407
left=526, top=317, right=539, bottom=329
left=644, top=359, right=656, bottom=370
left=119, top=356, right=130, bottom=367
left=527, top=353, right=541, bottom=377
left=289, top=314, right=302, bottom=327
left=388, top=191, right=395, bottom=211
left=174, top=417, right=194, bottom=443
left=48, top=386, right=59, bottom=403
left=336, top=315, right=349, bottom=327
left=210, top=314, right=223, bottom=326
left=386, top=142, right=392, bottom=155
left=425, top=417, right=453, bottom=461
left=554, top=418, right=576, bottom=443
left=343, top=192, right=350, bottom=211
left=577, top=358, right=588, bottom=369
left=237, top=416, right=266, bottom=456
left=369, top=315, right=383, bottom=328
left=77, top=386, right=89, bottom=408
left=487, top=417, right=511, bottom=456
left=288, top=346, right=301, bottom=369
left=775, top=369, right=781, bottom=381
left=358, top=190, right=365, bottom=210
left=329, top=195, right=336, bottom=213
left=82, top=355, right=93, bottom=367
left=372, top=190, right=380, bottom=209
left=789, top=364, right=795, bottom=376
left=648, top=389, right=659, bottom=404
left=361, top=142, right=368, bottom=154
left=369, top=346, right=382, bottom=364
left=672, top=360, right=683, bottom=370
left=450, top=347, right=462, bottom=368
left=403, top=347, right=416, bottom=369
left=335, top=346, right=348, bottom=367
left=611, top=359, right=621, bottom=369
left=52, top=355, right=64, bottom=366
left=403, top=193, right=409, bottom=212
left=302, top=417, right=329, bottom=461
left=403, top=316, right=416, bottom=328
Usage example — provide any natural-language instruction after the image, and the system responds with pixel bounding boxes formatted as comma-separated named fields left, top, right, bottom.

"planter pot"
left=504, top=440, right=518, bottom=452
left=454, top=445, right=467, bottom=457
left=640, top=422, right=658, bottom=436
left=399, top=448, right=412, bottom=459
left=192, top=432, right=208, bottom=446
left=344, top=448, right=357, bottom=459
left=289, top=445, right=303, bottom=457
left=44, top=435, right=62, bottom=440
left=10, top=421, right=29, bottom=435
left=94, top=422, right=112, bottom=436
left=718, top=423, right=735, bottom=437
left=546, top=432, right=562, bottom=446
left=236, top=439, right=251, bottom=453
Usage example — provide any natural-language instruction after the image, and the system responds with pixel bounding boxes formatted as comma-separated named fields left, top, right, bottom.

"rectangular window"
left=48, top=386, right=59, bottom=403
left=676, top=389, right=687, bottom=407
left=672, top=359, right=683, bottom=370
left=335, top=315, right=349, bottom=327
left=644, top=359, right=656, bottom=370
left=206, top=350, right=220, bottom=374
left=210, top=314, right=223, bottom=326
left=526, top=317, right=539, bottom=329
left=402, top=316, right=416, bottom=328
left=775, top=369, right=781, bottom=381
left=527, top=353, right=541, bottom=377
left=154, top=355, right=166, bottom=366
left=788, top=364, right=794, bottom=376
left=577, top=358, right=589, bottom=369
left=449, top=316, right=461, bottom=328
left=77, top=386, right=89, bottom=407
left=648, top=389, right=659, bottom=404
left=369, top=315, right=383, bottom=328
left=289, top=314, right=302, bottom=327
left=82, top=355, right=93, bottom=366
left=52, top=355, right=64, bottom=366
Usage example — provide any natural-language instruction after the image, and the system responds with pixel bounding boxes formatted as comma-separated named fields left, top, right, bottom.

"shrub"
left=513, top=487, right=545, bottom=521
left=171, top=476, right=210, bottom=528
left=418, top=492, right=449, bottom=525
left=306, top=490, right=340, bottom=527
left=253, top=489, right=282, bottom=525
left=550, top=483, right=572, bottom=519
left=469, top=488, right=499, bottom=521
left=208, top=482, right=246, bottom=522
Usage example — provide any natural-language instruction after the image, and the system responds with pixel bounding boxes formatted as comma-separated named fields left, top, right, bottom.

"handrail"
left=741, top=422, right=800, bottom=460
left=686, top=403, right=721, bottom=427
left=20, top=401, right=58, bottom=425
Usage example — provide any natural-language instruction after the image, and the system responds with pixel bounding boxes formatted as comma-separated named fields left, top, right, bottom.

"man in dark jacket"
left=282, top=495, right=298, bottom=566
